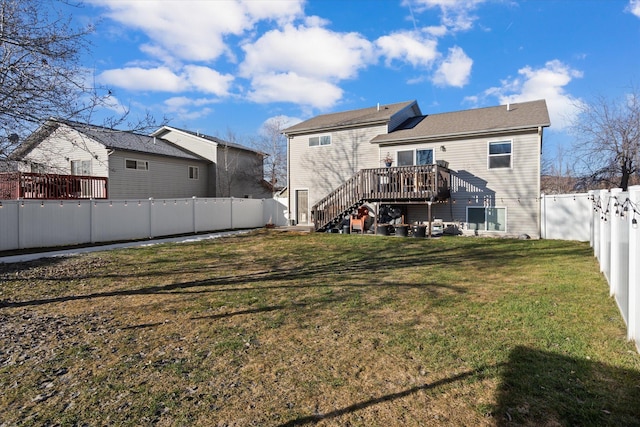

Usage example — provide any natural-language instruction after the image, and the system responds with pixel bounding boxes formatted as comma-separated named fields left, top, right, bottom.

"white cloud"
left=376, top=31, right=439, bottom=67
left=628, top=0, right=640, bottom=17
left=259, top=115, right=302, bottom=135
left=240, top=25, right=375, bottom=80
left=432, top=46, right=472, bottom=87
left=247, top=73, right=343, bottom=109
left=408, top=0, right=487, bottom=33
left=90, top=0, right=304, bottom=61
left=98, top=67, right=187, bottom=92
left=98, top=65, right=233, bottom=96
left=183, top=66, right=234, bottom=96
left=163, top=97, right=218, bottom=121
left=484, top=60, right=584, bottom=130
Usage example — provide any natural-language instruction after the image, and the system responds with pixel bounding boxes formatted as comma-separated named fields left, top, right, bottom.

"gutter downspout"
left=537, top=126, right=543, bottom=239
left=287, top=135, right=292, bottom=226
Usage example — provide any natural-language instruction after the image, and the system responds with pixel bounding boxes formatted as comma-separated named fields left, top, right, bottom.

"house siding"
left=289, top=124, right=387, bottom=223
left=216, top=146, right=270, bottom=198
left=108, top=151, right=208, bottom=200
left=20, top=126, right=109, bottom=176
left=385, top=128, right=542, bottom=237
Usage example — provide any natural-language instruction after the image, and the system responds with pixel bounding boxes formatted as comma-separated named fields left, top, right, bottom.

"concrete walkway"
left=0, top=229, right=256, bottom=264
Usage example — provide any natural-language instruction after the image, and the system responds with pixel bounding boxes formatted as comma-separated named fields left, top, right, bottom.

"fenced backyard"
left=0, top=232, right=638, bottom=425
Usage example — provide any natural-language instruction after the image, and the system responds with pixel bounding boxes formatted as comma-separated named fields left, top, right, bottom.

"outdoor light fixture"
left=633, top=217, right=638, bottom=229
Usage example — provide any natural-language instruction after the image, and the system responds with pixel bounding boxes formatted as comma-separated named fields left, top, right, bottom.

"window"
left=396, top=149, right=433, bottom=166
left=397, top=150, right=413, bottom=166
left=416, top=149, right=433, bottom=165
left=488, top=141, right=512, bottom=169
left=125, top=159, right=149, bottom=171
left=309, top=135, right=331, bottom=146
left=189, top=166, right=199, bottom=180
left=467, top=207, right=506, bottom=232
left=71, top=160, right=91, bottom=175
left=31, top=163, right=45, bottom=174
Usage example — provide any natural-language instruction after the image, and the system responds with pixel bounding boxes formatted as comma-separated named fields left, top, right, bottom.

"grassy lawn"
left=1, top=230, right=639, bottom=426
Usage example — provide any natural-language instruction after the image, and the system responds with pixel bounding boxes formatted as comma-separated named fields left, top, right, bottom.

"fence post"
left=599, top=191, right=612, bottom=286
left=628, top=185, right=640, bottom=350
left=148, top=198, right=154, bottom=239
left=192, top=196, right=197, bottom=233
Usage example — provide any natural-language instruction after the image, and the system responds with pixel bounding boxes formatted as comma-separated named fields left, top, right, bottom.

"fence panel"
left=0, top=201, right=19, bottom=251
left=151, top=198, right=195, bottom=237
left=541, top=193, right=591, bottom=241
left=19, top=200, right=92, bottom=248
left=610, top=189, right=629, bottom=324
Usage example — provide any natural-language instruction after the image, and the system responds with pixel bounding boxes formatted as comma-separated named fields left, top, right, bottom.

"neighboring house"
left=283, top=99, right=551, bottom=238
left=8, top=119, right=271, bottom=200
left=150, top=126, right=272, bottom=199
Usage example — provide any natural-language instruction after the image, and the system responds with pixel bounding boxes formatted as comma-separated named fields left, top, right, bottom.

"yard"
left=0, top=231, right=639, bottom=426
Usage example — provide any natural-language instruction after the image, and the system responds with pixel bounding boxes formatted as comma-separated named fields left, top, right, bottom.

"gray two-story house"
left=283, top=99, right=550, bottom=238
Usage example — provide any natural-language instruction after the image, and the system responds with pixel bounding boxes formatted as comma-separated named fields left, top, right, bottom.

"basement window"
left=467, top=207, right=506, bottom=232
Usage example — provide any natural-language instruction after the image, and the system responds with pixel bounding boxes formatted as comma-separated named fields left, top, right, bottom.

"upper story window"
left=397, top=148, right=434, bottom=166
left=488, top=141, right=512, bottom=169
left=125, top=159, right=149, bottom=171
left=71, top=160, right=91, bottom=175
left=188, top=166, right=199, bottom=180
left=309, top=135, right=331, bottom=146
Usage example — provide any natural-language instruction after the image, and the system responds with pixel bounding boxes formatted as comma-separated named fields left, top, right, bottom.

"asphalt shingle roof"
left=13, top=119, right=205, bottom=161
left=283, top=100, right=419, bottom=135
left=371, top=99, right=550, bottom=144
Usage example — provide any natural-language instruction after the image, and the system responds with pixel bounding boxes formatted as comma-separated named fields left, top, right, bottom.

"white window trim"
left=466, top=206, right=508, bottom=233
left=396, top=148, right=435, bottom=166
left=189, top=166, right=199, bottom=180
left=125, top=158, right=149, bottom=171
left=487, top=140, right=513, bottom=170
left=308, top=134, right=331, bottom=147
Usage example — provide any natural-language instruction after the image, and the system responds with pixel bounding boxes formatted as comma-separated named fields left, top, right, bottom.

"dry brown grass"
left=0, top=230, right=639, bottom=426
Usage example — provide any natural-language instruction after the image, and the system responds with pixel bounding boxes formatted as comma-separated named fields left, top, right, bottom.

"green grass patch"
left=0, top=230, right=638, bottom=426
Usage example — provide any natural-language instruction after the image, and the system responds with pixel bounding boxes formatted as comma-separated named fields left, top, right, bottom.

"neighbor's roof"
left=282, top=100, right=419, bottom=135
left=12, top=119, right=206, bottom=161
left=152, top=126, right=266, bottom=156
left=371, top=99, right=550, bottom=144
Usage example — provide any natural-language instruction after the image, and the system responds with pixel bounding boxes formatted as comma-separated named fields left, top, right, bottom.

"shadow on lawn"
left=278, top=346, right=640, bottom=426
left=497, top=346, right=640, bottom=426
left=277, top=365, right=499, bottom=427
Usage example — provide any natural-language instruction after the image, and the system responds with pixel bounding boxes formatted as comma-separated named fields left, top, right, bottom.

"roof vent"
left=507, top=103, right=510, bottom=111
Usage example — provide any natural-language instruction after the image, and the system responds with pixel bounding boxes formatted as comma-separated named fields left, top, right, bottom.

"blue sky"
left=73, top=0, right=640, bottom=158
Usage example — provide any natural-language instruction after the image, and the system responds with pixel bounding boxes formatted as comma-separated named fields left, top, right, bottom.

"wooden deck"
left=312, top=165, right=450, bottom=231
left=0, top=172, right=108, bottom=200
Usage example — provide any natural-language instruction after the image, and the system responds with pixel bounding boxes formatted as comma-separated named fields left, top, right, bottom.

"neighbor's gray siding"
left=108, top=151, right=208, bottom=199
left=289, top=123, right=387, bottom=223
left=215, top=147, right=270, bottom=199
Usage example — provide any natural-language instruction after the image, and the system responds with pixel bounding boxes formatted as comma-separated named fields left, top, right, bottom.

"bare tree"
left=252, top=117, right=288, bottom=193
left=0, top=0, right=165, bottom=161
left=541, top=144, right=578, bottom=194
left=571, top=87, right=640, bottom=190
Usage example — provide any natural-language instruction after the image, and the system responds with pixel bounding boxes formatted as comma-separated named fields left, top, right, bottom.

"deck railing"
left=312, top=165, right=450, bottom=231
left=0, top=172, right=108, bottom=200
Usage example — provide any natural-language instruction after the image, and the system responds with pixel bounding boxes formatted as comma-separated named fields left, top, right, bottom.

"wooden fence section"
left=312, top=165, right=451, bottom=231
left=0, top=172, right=108, bottom=200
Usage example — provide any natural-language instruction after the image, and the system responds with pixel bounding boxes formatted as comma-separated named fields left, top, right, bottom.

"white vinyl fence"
left=587, top=186, right=640, bottom=352
left=0, top=197, right=288, bottom=252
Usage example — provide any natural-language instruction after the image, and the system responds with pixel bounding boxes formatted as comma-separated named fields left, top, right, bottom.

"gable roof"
left=283, top=100, right=419, bottom=135
left=371, top=99, right=550, bottom=144
left=12, top=119, right=207, bottom=161
left=151, top=126, right=266, bottom=156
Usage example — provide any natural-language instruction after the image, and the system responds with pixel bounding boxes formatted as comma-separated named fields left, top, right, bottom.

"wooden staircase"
left=311, top=165, right=451, bottom=232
